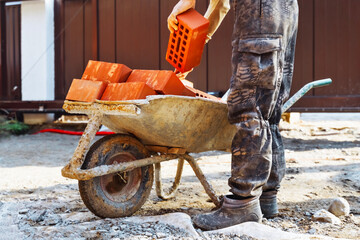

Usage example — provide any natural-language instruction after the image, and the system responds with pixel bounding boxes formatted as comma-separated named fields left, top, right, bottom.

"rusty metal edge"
left=94, top=102, right=140, bottom=116
left=63, top=100, right=140, bottom=116
left=63, top=100, right=96, bottom=114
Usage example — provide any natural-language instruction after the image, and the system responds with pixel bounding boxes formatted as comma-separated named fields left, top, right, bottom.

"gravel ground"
left=0, top=117, right=359, bottom=239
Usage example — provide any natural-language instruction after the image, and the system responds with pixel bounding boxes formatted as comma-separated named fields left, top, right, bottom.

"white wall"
left=21, top=0, right=54, bottom=101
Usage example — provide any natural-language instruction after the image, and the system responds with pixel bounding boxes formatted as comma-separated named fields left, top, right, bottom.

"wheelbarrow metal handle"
left=221, top=79, right=332, bottom=114
left=281, top=78, right=332, bottom=113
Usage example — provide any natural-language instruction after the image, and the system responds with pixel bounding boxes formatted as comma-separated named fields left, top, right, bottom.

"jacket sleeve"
left=204, top=0, right=230, bottom=41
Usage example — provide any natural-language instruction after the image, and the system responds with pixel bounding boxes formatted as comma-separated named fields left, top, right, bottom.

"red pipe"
left=33, top=129, right=114, bottom=136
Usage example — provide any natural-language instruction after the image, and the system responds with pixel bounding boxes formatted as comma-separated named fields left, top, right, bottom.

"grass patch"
left=0, top=117, right=29, bottom=135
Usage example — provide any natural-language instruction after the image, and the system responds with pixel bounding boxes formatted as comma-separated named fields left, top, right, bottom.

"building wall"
left=55, top=0, right=360, bottom=111
left=21, top=0, right=54, bottom=101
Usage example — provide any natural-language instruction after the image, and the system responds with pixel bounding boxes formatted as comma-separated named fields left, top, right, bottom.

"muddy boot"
left=192, top=195, right=262, bottom=231
left=260, top=190, right=278, bottom=218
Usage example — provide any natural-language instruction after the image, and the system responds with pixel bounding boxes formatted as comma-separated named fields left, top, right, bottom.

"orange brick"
left=181, top=86, right=196, bottom=97
left=82, top=60, right=132, bottom=83
left=183, top=86, right=222, bottom=102
left=65, top=79, right=107, bottom=102
left=126, top=70, right=185, bottom=95
left=81, top=60, right=102, bottom=80
left=181, top=79, right=194, bottom=88
left=166, top=9, right=209, bottom=72
left=101, top=82, right=156, bottom=101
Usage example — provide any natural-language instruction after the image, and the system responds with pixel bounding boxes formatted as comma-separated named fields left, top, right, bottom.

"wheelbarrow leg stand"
left=154, top=154, right=221, bottom=208
left=155, top=158, right=184, bottom=200
left=61, top=112, right=103, bottom=178
left=183, top=155, right=222, bottom=208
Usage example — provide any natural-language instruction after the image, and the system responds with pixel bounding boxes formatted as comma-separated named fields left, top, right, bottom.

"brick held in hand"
left=166, top=9, right=209, bottom=73
left=65, top=79, right=107, bottom=102
left=82, top=60, right=132, bottom=83
left=101, top=82, right=156, bottom=101
left=126, top=70, right=185, bottom=95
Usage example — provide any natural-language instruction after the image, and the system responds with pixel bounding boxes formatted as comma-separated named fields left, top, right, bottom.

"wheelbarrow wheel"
left=78, top=134, right=153, bottom=218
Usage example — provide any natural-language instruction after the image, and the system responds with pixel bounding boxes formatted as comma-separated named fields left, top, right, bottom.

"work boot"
left=192, top=195, right=262, bottom=231
left=260, top=190, right=278, bottom=218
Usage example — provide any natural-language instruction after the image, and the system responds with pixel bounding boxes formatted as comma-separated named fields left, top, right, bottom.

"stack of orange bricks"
left=66, top=9, right=220, bottom=103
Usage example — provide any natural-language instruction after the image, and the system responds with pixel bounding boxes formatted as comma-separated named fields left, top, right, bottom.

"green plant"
left=0, top=119, right=29, bottom=135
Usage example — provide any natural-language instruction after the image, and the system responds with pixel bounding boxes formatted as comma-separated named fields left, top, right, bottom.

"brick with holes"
left=66, top=79, right=108, bottom=102
left=101, top=82, right=156, bottom=101
left=183, top=86, right=223, bottom=102
left=166, top=9, right=209, bottom=72
left=126, top=70, right=185, bottom=95
left=82, top=60, right=132, bottom=83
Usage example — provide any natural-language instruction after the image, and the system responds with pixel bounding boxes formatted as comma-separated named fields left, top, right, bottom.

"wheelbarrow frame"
left=61, top=79, right=332, bottom=208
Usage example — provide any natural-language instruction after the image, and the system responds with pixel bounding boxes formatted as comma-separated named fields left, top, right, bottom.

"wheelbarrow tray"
left=63, top=95, right=236, bottom=153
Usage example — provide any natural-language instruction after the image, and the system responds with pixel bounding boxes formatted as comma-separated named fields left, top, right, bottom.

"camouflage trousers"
left=227, top=0, right=299, bottom=197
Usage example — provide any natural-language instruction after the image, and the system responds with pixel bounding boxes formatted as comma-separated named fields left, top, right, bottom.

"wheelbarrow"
left=61, top=79, right=331, bottom=218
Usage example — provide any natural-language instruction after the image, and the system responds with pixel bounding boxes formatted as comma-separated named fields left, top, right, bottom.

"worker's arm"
left=204, top=0, right=230, bottom=42
left=168, top=0, right=196, bottom=33
left=168, top=0, right=230, bottom=40
left=168, top=0, right=230, bottom=80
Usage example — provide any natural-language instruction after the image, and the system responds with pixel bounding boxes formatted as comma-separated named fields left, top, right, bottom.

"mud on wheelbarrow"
left=61, top=79, right=332, bottom=218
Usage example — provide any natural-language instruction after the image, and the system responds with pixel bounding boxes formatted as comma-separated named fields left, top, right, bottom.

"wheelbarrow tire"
left=78, top=134, right=153, bottom=218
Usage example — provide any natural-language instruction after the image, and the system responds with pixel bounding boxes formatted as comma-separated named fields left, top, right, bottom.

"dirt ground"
left=0, top=115, right=359, bottom=239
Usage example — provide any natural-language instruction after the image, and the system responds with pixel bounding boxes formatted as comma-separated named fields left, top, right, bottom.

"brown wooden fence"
left=0, top=2, right=21, bottom=101
left=1, top=0, right=359, bottom=112
left=292, top=0, right=360, bottom=111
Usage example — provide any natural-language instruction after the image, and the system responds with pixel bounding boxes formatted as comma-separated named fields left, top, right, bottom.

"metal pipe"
left=62, top=154, right=180, bottom=180
left=281, top=78, right=332, bottom=113
left=155, top=158, right=185, bottom=200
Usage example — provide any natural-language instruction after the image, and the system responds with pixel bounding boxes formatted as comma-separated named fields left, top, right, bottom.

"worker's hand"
left=168, top=0, right=196, bottom=33
left=175, top=68, right=193, bottom=80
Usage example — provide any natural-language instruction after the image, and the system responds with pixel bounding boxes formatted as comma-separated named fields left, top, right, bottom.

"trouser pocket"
left=235, top=36, right=282, bottom=89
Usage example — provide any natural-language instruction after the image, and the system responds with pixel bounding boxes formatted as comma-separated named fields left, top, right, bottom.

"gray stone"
left=328, top=197, right=350, bottom=217
left=141, top=223, right=150, bottom=228
left=125, top=212, right=198, bottom=237
left=29, top=210, right=47, bottom=222
left=144, top=232, right=152, bottom=237
left=18, top=209, right=29, bottom=214
left=112, top=226, right=120, bottom=231
left=119, top=224, right=127, bottom=230
left=281, top=221, right=297, bottom=229
left=156, top=232, right=167, bottom=238
left=312, top=209, right=341, bottom=224
left=83, top=230, right=99, bottom=239
left=207, top=222, right=342, bottom=240
left=44, top=214, right=63, bottom=226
